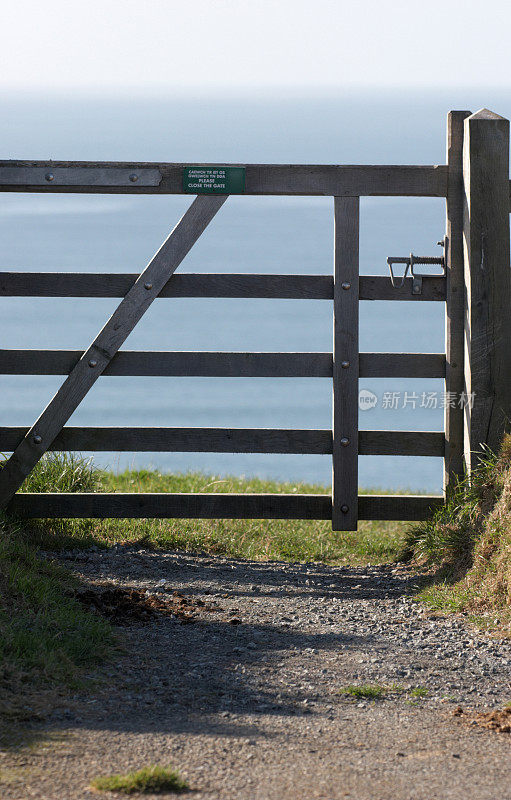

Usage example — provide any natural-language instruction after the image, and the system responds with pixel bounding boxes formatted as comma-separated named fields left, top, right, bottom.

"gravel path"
left=2, top=546, right=511, bottom=799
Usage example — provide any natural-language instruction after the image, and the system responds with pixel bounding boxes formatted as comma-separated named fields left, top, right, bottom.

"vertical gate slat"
left=332, top=196, right=359, bottom=531
left=444, top=110, right=471, bottom=490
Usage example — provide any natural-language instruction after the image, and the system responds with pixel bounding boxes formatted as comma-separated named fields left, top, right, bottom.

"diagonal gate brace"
left=0, top=194, right=228, bottom=508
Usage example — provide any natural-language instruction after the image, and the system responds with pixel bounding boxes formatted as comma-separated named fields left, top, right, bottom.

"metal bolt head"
left=88, top=359, right=98, bottom=367
left=341, top=282, right=351, bottom=290
left=129, top=173, right=139, bottom=182
left=45, top=173, right=54, bottom=182
left=413, top=284, right=421, bottom=294
left=33, top=434, right=42, bottom=444
left=340, top=437, right=350, bottom=447
left=341, top=504, right=349, bottom=513
left=144, top=282, right=153, bottom=290
left=341, top=360, right=350, bottom=369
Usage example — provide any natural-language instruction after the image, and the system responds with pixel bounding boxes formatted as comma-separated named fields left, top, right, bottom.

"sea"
left=1, top=88, right=509, bottom=491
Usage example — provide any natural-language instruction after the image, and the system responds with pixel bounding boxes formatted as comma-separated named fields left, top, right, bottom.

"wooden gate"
left=0, top=109, right=509, bottom=530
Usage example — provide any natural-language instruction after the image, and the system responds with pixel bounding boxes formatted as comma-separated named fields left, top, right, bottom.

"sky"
left=1, top=0, right=510, bottom=92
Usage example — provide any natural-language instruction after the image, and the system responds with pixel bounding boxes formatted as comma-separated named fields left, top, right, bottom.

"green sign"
left=183, top=166, right=245, bottom=194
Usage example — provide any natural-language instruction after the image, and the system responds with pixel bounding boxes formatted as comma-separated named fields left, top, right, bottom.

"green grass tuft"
left=19, top=452, right=101, bottom=494
left=15, top=452, right=107, bottom=548
left=409, top=686, right=428, bottom=699
left=90, top=764, right=188, bottom=794
left=400, top=444, right=500, bottom=567
left=338, top=684, right=430, bottom=703
left=338, top=684, right=389, bottom=700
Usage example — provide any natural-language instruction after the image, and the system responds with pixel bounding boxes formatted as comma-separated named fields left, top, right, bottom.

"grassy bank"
left=0, top=515, right=114, bottom=725
left=0, top=456, right=115, bottom=724
left=403, top=436, right=511, bottom=634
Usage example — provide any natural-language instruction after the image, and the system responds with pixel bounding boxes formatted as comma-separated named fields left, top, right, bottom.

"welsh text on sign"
left=183, top=167, right=245, bottom=194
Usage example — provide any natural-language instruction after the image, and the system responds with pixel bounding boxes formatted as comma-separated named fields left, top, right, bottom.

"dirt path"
left=2, top=547, right=511, bottom=800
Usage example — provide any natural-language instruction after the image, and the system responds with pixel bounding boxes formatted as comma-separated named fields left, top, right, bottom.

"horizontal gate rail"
left=6, top=492, right=445, bottom=520
left=0, top=272, right=333, bottom=299
left=0, top=272, right=446, bottom=301
left=359, top=276, right=445, bottom=301
left=360, top=430, right=444, bottom=457
left=0, top=162, right=448, bottom=197
left=0, top=350, right=446, bottom=378
left=0, top=350, right=333, bottom=378
left=0, top=428, right=445, bottom=457
left=360, top=352, right=445, bottom=377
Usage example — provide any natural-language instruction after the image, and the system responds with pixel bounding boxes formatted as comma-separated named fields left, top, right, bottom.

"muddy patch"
left=76, top=587, right=221, bottom=625
left=454, top=705, right=511, bottom=733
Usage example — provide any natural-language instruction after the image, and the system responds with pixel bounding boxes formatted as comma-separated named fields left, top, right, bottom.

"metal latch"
left=387, top=239, right=446, bottom=295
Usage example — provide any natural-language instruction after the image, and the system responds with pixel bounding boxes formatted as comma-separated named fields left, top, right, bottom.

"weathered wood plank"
left=0, top=167, right=162, bottom=187
left=360, top=275, right=446, bottom=301
left=6, top=492, right=444, bottom=520
left=358, top=494, right=444, bottom=520
left=332, top=197, right=359, bottom=531
left=359, top=352, right=445, bottom=378
left=0, top=272, right=446, bottom=300
left=0, top=427, right=444, bottom=456
left=0, top=272, right=334, bottom=299
left=7, top=492, right=332, bottom=519
left=0, top=349, right=446, bottom=378
left=0, top=161, right=448, bottom=197
left=463, top=109, right=511, bottom=472
left=0, top=350, right=333, bottom=377
left=359, top=430, right=444, bottom=457
left=444, top=111, right=471, bottom=489
left=0, top=427, right=330, bottom=454
left=0, top=195, right=227, bottom=508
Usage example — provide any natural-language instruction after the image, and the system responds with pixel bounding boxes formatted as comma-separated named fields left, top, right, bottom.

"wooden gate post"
left=462, top=109, right=511, bottom=472
left=445, top=110, right=471, bottom=490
